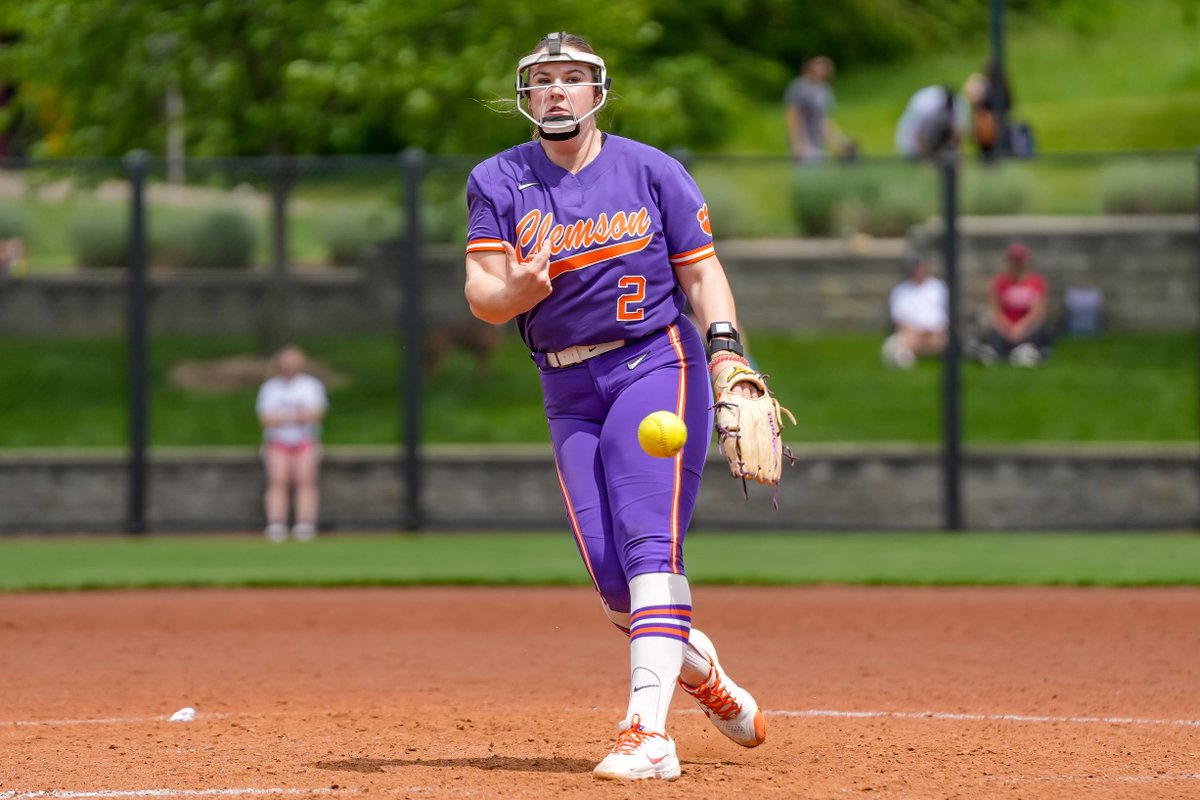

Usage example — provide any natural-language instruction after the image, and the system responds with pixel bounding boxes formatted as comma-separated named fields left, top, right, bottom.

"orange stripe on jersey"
left=669, top=243, right=715, bottom=266
left=466, top=238, right=506, bottom=254
left=666, top=324, right=688, bottom=574
left=554, top=461, right=600, bottom=594
left=547, top=235, right=654, bottom=280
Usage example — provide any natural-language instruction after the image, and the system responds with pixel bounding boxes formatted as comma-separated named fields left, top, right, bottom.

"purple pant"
left=538, top=317, right=713, bottom=614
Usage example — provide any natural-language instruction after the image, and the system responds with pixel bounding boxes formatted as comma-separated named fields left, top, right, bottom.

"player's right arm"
left=465, top=242, right=552, bottom=325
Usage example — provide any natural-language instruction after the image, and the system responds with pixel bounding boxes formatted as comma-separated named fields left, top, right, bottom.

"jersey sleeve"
left=465, top=165, right=507, bottom=257
left=656, top=157, right=715, bottom=268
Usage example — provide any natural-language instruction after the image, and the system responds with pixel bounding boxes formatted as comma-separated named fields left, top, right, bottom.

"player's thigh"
left=599, top=363, right=709, bottom=577
left=547, top=414, right=630, bottom=610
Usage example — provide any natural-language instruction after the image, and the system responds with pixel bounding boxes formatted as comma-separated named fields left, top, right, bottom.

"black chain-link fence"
left=0, top=150, right=1196, bottom=532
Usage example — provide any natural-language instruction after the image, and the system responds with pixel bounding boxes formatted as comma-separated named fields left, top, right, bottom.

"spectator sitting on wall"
left=974, top=242, right=1053, bottom=366
left=882, top=250, right=949, bottom=369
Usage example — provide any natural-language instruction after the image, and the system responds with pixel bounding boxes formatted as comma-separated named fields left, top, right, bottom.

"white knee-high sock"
left=680, top=626, right=714, bottom=687
left=625, top=572, right=691, bottom=734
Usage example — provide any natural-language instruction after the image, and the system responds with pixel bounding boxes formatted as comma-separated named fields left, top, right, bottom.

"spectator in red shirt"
left=978, top=242, right=1052, bottom=365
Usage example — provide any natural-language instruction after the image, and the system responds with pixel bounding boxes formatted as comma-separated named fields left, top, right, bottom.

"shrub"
left=963, top=166, right=1034, bottom=215
left=792, top=164, right=936, bottom=237
left=419, top=195, right=466, bottom=245
left=70, top=210, right=129, bottom=268
left=790, top=166, right=852, bottom=236
left=154, top=208, right=258, bottom=269
left=1098, top=160, right=1196, bottom=214
left=319, top=205, right=395, bottom=267
left=837, top=177, right=936, bottom=237
left=0, top=204, right=28, bottom=239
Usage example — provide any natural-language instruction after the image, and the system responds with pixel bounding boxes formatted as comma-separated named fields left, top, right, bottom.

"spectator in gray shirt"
left=784, top=55, right=852, bottom=163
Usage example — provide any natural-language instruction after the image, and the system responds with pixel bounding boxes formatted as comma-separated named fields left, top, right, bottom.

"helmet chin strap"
left=539, top=114, right=581, bottom=141
left=538, top=90, right=586, bottom=141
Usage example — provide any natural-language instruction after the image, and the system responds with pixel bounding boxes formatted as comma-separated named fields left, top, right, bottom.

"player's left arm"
left=677, top=256, right=796, bottom=489
left=674, top=255, right=757, bottom=395
left=672, top=255, right=739, bottom=344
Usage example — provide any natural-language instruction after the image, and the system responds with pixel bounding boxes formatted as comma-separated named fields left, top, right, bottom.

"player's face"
left=525, top=61, right=599, bottom=123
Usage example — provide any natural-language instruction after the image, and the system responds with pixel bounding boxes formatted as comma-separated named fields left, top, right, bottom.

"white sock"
left=680, top=627, right=714, bottom=687
left=624, top=573, right=691, bottom=734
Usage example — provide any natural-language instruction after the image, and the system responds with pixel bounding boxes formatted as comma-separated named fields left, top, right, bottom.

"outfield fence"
left=0, top=149, right=1196, bottom=532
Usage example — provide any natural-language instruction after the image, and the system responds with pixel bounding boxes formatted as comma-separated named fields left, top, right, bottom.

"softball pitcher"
left=464, top=31, right=792, bottom=781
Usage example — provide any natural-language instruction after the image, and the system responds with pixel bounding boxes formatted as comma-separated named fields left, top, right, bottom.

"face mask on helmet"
left=515, top=33, right=611, bottom=141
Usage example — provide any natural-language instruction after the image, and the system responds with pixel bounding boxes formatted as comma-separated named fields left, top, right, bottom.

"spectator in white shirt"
left=255, top=346, right=327, bottom=541
left=894, top=84, right=965, bottom=161
left=882, top=251, right=949, bottom=369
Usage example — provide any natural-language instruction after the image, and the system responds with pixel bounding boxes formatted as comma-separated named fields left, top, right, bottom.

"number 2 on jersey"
left=616, top=275, right=646, bottom=321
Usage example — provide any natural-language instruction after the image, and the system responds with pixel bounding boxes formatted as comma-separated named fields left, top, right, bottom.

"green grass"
left=757, top=332, right=1196, bottom=443
left=740, top=0, right=1200, bottom=156
left=1, top=532, right=1199, bottom=592
left=0, top=332, right=1193, bottom=447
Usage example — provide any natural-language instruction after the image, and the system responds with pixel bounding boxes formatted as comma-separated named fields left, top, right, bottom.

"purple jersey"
left=465, top=134, right=714, bottom=353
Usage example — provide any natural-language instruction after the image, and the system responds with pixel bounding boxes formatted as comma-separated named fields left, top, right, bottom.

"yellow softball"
left=637, top=410, right=688, bottom=458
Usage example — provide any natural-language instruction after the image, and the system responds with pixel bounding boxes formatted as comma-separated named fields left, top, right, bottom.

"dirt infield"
left=3, top=586, right=1199, bottom=799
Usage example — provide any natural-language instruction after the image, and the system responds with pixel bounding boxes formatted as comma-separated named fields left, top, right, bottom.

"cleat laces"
left=686, top=666, right=741, bottom=721
left=611, top=714, right=666, bottom=754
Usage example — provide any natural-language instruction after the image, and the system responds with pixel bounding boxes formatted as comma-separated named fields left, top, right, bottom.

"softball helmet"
left=515, top=32, right=611, bottom=140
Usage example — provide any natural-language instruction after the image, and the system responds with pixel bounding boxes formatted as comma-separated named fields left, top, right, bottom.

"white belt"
left=544, top=339, right=626, bottom=368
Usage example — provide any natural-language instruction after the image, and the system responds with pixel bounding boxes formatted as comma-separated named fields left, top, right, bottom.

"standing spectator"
left=882, top=251, right=949, bottom=369
left=0, top=237, right=26, bottom=278
left=961, top=72, right=994, bottom=156
left=964, top=60, right=1028, bottom=160
left=256, top=345, right=327, bottom=541
left=784, top=55, right=853, bottom=164
left=983, top=58, right=1014, bottom=156
left=894, top=85, right=964, bottom=161
left=978, top=242, right=1052, bottom=366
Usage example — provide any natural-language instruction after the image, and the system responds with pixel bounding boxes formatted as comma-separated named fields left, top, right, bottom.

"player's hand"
left=728, top=382, right=762, bottom=399
left=501, top=240, right=553, bottom=313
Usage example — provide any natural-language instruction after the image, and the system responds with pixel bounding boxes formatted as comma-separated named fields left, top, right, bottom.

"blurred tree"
left=0, top=0, right=995, bottom=157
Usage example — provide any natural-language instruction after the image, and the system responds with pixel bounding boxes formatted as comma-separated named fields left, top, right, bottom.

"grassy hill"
left=728, top=0, right=1200, bottom=155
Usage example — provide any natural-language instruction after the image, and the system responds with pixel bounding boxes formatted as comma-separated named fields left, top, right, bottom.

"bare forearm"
left=464, top=247, right=552, bottom=325
left=678, top=257, right=740, bottom=335
left=465, top=274, right=521, bottom=325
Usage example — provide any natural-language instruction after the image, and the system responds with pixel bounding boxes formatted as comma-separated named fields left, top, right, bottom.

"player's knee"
left=599, top=595, right=631, bottom=636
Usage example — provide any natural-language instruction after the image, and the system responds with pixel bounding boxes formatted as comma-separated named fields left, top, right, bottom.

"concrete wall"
left=1, top=216, right=1194, bottom=337
left=1, top=446, right=1195, bottom=533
